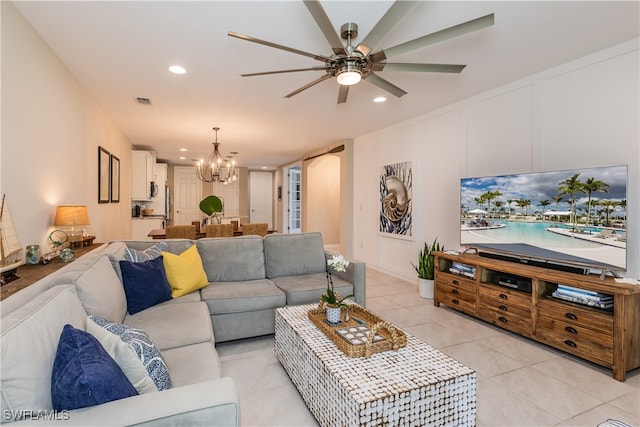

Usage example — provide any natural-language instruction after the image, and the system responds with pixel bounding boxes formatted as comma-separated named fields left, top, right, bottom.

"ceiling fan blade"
left=383, top=13, right=495, bottom=59
left=303, top=0, right=346, bottom=55
left=363, top=73, right=407, bottom=98
left=337, top=85, right=349, bottom=104
left=355, top=0, right=417, bottom=57
left=284, top=74, right=334, bottom=98
left=228, top=31, right=334, bottom=63
left=380, top=63, right=467, bottom=73
left=241, top=67, right=327, bottom=77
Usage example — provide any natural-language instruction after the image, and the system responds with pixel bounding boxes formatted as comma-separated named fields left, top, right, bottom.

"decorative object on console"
left=0, top=194, right=23, bottom=285
left=411, top=237, right=443, bottom=299
left=379, top=161, right=412, bottom=237
left=195, top=127, right=238, bottom=184
left=54, top=205, right=90, bottom=242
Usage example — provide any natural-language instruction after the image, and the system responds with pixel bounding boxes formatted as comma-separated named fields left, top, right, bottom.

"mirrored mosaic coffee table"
left=275, top=304, right=476, bottom=427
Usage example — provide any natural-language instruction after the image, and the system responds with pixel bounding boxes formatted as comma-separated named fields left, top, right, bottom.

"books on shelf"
left=552, top=284, right=613, bottom=310
left=449, top=262, right=476, bottom=279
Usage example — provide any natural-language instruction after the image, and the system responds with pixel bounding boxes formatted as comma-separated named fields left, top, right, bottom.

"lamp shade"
left=54, top=205, right=90, bottom=227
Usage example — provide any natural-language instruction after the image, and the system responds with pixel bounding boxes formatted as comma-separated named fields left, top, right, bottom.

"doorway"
left=249, top=171, right=273, bottom=227
left=287, top=166, right=301, bottom=233
left=173, top=166, right=202, bottom=225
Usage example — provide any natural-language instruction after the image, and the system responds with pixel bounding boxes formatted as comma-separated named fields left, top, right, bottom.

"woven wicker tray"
left=308, top=304, right=406, bottom=357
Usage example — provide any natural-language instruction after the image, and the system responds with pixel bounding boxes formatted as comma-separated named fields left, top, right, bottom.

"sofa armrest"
left=325, top=252, right=366, bottom=306
left=8, top=378, right=239, bottom=426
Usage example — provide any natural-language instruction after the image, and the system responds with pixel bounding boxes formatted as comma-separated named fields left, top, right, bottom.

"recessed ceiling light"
left=179, top=156, right=186, bottom=160
left=179, top=148, right=187, bottom=152
left=169, top=65, right=186, bottom=74
left=373, top=96, right=387, bottom=103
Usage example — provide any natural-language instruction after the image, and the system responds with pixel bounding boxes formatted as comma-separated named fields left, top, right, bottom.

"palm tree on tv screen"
left=583, top=177, right=610, bottom=225
left=558, top=173, right=584, bottom=230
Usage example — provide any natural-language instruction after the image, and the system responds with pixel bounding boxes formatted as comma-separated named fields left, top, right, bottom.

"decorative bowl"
left=141, top=209, right=154, bottom=216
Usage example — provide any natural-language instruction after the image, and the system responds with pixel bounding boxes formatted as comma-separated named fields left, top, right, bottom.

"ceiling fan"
left=228, top=0, right=494, bottom=104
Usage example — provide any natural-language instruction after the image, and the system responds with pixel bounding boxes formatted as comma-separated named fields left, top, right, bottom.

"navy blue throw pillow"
left=51, top=324, right=138, bottom=411
left=119, top=256, right=172, bottom=314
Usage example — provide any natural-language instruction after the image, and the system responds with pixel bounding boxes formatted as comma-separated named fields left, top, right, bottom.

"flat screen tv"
left=460, top=165, right=627, bottom=273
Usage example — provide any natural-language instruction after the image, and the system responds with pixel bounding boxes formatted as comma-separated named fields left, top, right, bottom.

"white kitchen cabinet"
left=131, top=150, right=155, bottom=200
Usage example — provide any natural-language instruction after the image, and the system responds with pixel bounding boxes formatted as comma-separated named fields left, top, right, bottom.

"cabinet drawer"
left=478, top=296, right=532, bottom=320
left=437, top=283, right=476, bottom=314
left=478, top=303, right=533, bottom=335
left=537, top=299, right=613, bottom=334
left=436, top=274, right=475, bottom=292
left=479, top=284, right=532, bottom=311
left=537, top=315, right=613, bottom=365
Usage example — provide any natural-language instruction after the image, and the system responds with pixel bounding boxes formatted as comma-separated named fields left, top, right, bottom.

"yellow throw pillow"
left=161, top=245, right=208, bottom=298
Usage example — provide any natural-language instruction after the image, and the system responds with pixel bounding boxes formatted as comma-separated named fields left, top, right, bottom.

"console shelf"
left=434, top=251, right=640, bottom=382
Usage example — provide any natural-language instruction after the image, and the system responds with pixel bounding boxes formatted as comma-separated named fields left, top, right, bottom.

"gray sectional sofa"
left=0, top=232, right=365, bottom=426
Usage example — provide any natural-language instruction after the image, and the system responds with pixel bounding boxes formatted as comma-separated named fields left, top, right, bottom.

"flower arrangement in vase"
left=322, top=254, right=353, bottom=323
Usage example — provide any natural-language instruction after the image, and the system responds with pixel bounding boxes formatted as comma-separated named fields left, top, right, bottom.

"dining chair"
left=205, top=223, right=234, bottom=238
left=165, top=225, right=197, bottom=239
left=242, top=223, right=268, bottom=237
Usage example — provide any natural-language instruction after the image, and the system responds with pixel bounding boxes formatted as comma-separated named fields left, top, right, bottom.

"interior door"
left=249, top=171, right=273, bottom=227
left=173, top=166, right=202, bottom=225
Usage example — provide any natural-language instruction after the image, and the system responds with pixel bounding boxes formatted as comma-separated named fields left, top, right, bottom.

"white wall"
left=305, top=155, right=341, bottom=244
left=354, top=39, right=640, bottom=280
left=1, top=2, right=132, bottom=255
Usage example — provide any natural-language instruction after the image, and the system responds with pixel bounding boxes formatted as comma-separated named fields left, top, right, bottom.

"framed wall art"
left=110, top=154, right=120, bottom=203
left=98, top=146, right=110, bottom=203
left=379, top=161, right=412, bottom=238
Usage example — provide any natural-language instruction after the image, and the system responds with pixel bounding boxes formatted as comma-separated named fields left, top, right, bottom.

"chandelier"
left=195, top=127, right=238, bottom=184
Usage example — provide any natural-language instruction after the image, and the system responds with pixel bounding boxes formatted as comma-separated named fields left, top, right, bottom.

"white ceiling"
left=13, top=1, right=639, bottom=169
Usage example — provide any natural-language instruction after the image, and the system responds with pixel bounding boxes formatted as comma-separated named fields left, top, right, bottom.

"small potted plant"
left=411, top=237, right=444, bottom=299
left=322, top=254, right=353, bottom=323
left=199, top=195, right=223, bottom=225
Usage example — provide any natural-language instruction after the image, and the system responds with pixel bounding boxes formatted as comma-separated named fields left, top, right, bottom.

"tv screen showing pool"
left=460, top=165, right=627, bottom=270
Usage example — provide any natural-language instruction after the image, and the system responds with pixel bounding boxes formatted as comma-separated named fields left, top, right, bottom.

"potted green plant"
left=199, top=195, right=223, bottom=224
left=322, top=254, right=353, bottom=323
left=411, top=237, right=444, bottom=299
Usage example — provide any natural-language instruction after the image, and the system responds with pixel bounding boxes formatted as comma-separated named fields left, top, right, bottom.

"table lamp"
left=53, top=205, right=90, bottom=242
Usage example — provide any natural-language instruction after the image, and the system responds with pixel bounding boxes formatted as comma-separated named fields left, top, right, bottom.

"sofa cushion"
left=264, top=232, right=327, bottom=278
left=73, top=255, right=128, bottom=323
left=1, top=285, right=87, bottom=415
left=201, top=279, right=286, bottom=315
left=51, top=324, right=138, bottom=411
left=124, top=301, right=213, bottom=351
left=271, top=273, right=354, bottom=306
left=161, top=342, right=222, bottom=388
left=161, top=245, right=209, bottom=298
left=120, top=256, right=172, bottom=314
left=196, top=236, right=265, bottom=282
left=87, top=316, right=172, bottom=392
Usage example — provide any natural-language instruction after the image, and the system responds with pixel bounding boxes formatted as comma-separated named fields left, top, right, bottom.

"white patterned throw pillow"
left=86, top=316, right=172, bottom=393
left=124, top=242, right=168, bottom=263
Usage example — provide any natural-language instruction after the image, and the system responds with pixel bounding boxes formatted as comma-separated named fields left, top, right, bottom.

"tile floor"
left=217, top=268, right=640, bottom=426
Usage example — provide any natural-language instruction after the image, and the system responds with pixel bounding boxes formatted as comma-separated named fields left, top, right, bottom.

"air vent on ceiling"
left=135, top=97, right=152, bottom=105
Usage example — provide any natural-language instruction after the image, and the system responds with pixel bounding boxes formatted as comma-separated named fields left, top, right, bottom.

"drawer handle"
left=452, top=289, right=459, bottom=295
left=452, top=280, right=459, bottom=286
left=499, top=293, right=508, bottom=300
left=565, top=313, right=578, bottom=321
left=498, top=316, right=508, bottom=323
left=499, top=305, right=508, bottom=312
left=452, top=299, right=459, bottom=305
left=565, top=326, right=577, bottom=334
left=564, top=340, right=577, bottom=348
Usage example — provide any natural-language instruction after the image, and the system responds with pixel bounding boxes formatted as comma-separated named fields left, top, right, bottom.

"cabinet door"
left=131, top=151, right=149, bottom=200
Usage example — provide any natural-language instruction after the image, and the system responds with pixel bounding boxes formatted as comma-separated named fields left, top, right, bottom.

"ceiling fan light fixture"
left=336, top=61, right=362, bottom=86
